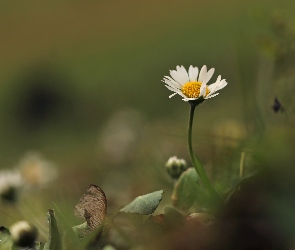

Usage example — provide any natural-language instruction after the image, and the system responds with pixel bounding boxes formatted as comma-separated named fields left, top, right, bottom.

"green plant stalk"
left=187, top=103, right=220, bottom=201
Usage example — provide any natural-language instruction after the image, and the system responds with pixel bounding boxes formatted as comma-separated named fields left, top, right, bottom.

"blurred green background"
left=1, top=0, right=295, bottom=241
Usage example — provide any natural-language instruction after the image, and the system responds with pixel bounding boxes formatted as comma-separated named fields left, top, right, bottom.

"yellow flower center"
left=181, top=81, right=210, bottom=98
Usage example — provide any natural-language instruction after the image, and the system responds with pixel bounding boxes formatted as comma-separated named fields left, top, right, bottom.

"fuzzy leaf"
left=43, top=209, right=62, bottom=250
left=172, top=168, right=207, bottom=212
left=120, top=190, right=164, bottom=215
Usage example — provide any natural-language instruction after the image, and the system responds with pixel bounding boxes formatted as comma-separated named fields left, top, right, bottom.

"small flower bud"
left=9, top=221, right=38, bottom=248
left=165, top=156, right=188, bottom=179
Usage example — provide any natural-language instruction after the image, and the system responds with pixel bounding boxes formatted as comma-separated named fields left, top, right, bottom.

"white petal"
left=215, top=80, right=227, bottom=91
left=188, top=65, right=194, bottom=81
left=164, top=78, right=181, bottom=89
left=182, top=97, right=199, bottom=101
left=208, top=84, right=216, bottom=92
left=177, top=65, right=183, bottom=72
left=190, top=66, right=199, bottom=81
left=165, top=84, right=178, bottom=92
left=176, top=65, right=189, bottom=83
left=205, top=93, right=219, bottom=99
left=164, top=76, right=182, bottom=87
left=176, top=91, right=188, bottom=99
left=216, top=75, right=222, bottom=82
left=165, top=82, right=180, bottom=90
left=200, top=82, right=207, bottom=96
left=186, top=97, right=199, bottom=100
left=169, top=93, right=177, bottom=98
left=203, top=68, right=215, bottom=84
left=170, top=70, right=186, bottom=85
left=165, top=85, right=187, bottom=98
left=210, top=79, right=227, bottom=93
left=200, top=86, right=206, bottom=97
left=173, top=88, right=187, bottom=97
left=208, top=75, right=221, bottom=92
left=198, top=65, right=207, bottom=82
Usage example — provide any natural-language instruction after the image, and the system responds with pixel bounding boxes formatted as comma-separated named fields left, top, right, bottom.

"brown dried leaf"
left=74, top=184, right=107, bottom=230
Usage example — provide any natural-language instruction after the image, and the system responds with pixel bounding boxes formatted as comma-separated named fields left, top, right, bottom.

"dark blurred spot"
left=0, top=186, right=18, bottom=203
left=157, top=165, right=295, bottom=250
left=0, top=226, right=9, bottom=233
left=14, top=65, right=72, bottom=130
left=272, top=97, right=284, bottom=113
left=215, top=168, right=295, bottom=250
left=20, top=84, right=60, bottom=122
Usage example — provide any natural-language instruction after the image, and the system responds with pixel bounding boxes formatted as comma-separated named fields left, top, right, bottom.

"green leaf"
left=0, top=227, right=13, bottom=250
left=172, top=168, right=208, bottom=212
left=43, top=209, right=62, bottom=250
left=52, top=201, right=80, bottom=249
left=72, top=222, right=109, bottom=250
left=72, top=222, right=91, bottom=239
left=120, top=190, right=164, bottom=215
left=35, top=242, right=45, bottom=250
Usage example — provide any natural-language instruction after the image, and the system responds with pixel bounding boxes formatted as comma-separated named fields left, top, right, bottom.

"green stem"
left=188, top=103, right=220, bottom=201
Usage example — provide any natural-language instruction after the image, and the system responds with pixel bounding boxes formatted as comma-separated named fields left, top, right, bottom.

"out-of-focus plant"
left=0, top=170, right=23, bottom=203
left=0, top=152, right=57, bottom=204
left=18, top=152, right=58, bottom=189
left=10, top=220, right=38, bottom=249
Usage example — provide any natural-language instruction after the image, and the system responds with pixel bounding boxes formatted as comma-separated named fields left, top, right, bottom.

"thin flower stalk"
left=188, top=102, right=220, bottom=201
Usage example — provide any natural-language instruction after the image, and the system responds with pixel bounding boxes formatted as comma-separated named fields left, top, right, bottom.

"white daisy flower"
left=162, top=65, right=227, bottom=102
